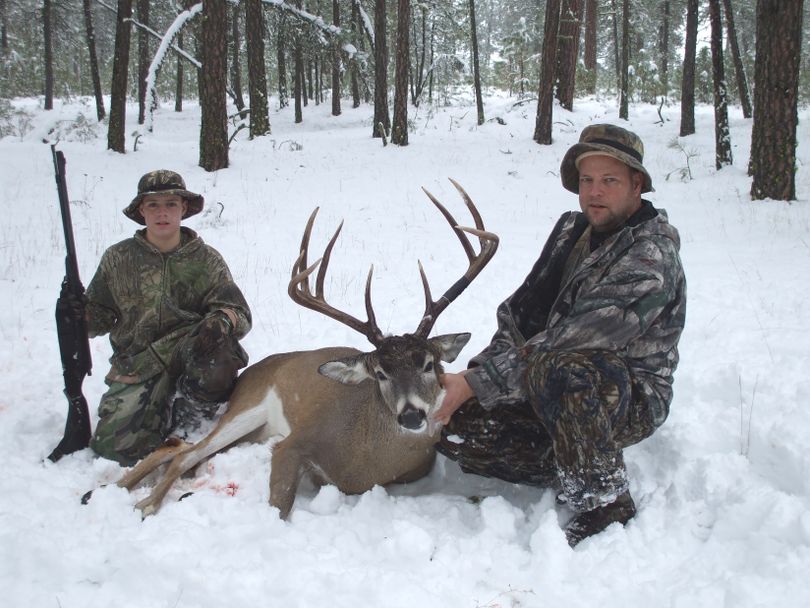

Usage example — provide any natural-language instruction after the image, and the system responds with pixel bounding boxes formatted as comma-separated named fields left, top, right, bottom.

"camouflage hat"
left=560, top=124, right=654, bottom=194
left=123, top=170, right=204, bottom=225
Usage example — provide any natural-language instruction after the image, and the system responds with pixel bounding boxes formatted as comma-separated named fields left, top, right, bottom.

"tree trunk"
left=372, top=0, right=390, bottom=138
left=350, top=0, right=361, bottom=108
left=1, top=0, right=8, bottom=54
left=246, top=0, right=270, bottom=136
left=137, top=0, right=149, bottom=124
left=199, top=0, right=229, bottom=171
left=722, top=0, right=752, bottom=118
left=680, top=0, right=697, bottom=136
left=332, top=0, right=341, bottom=116
left=611, top=0, right=620, bottom=92
left=391, top=0, right=410, bottom=146
left=277, top=15, right=289, bottom=109
left=555, top=0, right=582, bottom=111
left=583, top=0, right=597, bottom=95
left=43, top=0, right=53, bottom=109
left=750, top=0, right=804, bottom=200
left=82, top=0, right=105, bottom=121
left=533, top=0, right=561, bottom=145
left=658, top=0, right=670, bottom=100
left=470, top=0, right=484, bottom=125
left=230, top=3, right=247, bottom=117
left=294, top=42, right=303, bottom=122
left=175, top=31, right=184, bottom=112
left=409, top=3, right=426, bottom=106
left=108, top=0, right=133, bottom=152
left=618, top=0, right=630, bottom=120
left=709, top=0, right=732, bottom=169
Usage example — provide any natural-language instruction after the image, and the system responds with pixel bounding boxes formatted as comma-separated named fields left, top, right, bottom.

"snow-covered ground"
left=1, top=92, right=808, bottom=607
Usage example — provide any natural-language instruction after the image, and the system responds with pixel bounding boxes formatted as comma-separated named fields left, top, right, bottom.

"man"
left=77, top=170, right=252, bottom=466
left=434, top=124, right=686, bottom=547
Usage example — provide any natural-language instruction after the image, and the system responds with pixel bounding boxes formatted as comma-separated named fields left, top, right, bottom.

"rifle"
left=48, top=146, right=93, bottom=462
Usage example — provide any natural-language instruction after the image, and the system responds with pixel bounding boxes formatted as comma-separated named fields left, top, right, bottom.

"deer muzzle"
left=397, top=403, right=428, bottom=432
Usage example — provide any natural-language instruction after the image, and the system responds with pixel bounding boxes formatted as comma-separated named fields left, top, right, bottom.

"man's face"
left=577, top=154, right=643, bottom=233
left=139, top=193, right=187, bottom=239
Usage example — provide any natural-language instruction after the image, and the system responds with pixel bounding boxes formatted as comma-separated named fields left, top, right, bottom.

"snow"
left=1, top=92, right=809, bottom=607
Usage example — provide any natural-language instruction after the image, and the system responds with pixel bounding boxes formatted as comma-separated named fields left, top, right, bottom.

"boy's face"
left=139, top=193, right=187, bottom=241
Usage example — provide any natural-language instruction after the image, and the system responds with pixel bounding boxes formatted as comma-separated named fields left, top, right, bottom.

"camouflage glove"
left=198, top=311, right=233, bottom=339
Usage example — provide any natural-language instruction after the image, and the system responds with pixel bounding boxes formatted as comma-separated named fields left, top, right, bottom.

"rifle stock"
left=48, top=147, right=93, bottom=462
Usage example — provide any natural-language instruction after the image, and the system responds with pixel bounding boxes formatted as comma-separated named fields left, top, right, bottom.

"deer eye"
left=375, top=370, right=388, bottom=381
left=423, top=360, right=434, bottom=373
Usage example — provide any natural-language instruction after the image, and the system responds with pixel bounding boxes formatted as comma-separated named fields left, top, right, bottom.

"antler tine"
left=314, top=219, right=344, bottom=298
left=414, top=181, right=499, bottom=338
left=288, top=208, right=385, bottom=347
left=421, top=186, right=475, bottom=262
left=295, top=207, right=320, bottom=283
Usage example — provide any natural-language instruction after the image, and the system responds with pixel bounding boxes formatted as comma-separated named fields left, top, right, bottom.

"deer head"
left=289, top=179, right=498, bottom=434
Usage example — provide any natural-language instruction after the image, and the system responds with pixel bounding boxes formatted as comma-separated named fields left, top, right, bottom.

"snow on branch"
left=95, top=0, right=200, bottom=68
left=261, top=0, right=342, bottom=37
left=145, top=4, right=203, bottom=132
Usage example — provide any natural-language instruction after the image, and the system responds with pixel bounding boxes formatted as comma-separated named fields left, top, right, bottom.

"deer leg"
left=135, top=407, right=267, bottom=517
left=269, top=438, right=304, bottom=520
left=116, top=437, right=191, bottom=491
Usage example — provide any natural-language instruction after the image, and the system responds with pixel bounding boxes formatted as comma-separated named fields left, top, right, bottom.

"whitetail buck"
left=109, top=179, right=498, bottom=519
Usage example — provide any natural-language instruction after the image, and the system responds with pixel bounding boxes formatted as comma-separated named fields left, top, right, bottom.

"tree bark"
left=137, top=0, right=149, bottom=124
left=555, top=0, right=582, bottom=111
left=108, top=0, right=133, bottom=152
left=230, top=3, right=247, bottom=117
left=750, top=0, right=804, bottom=200
left=82, top=0, right=105, bottom=121
left=391, top=0, right=410, bottom=146
left=246, top=0, right=270, bottom=136
left=583, top=0, right=597, bottom=95
left=1, top=0, right=8, bottom=54
left=533, top=0, right=561, bottom=145
left=293, top=0, right=303, bottom=122
left=470, top=0, right=484, bottom=125
left=618, top=0, right=630, bottom=120
left=372, top=0, right=390, bottom=138
left=175, top=31, right=184, bottom=112
left=199, top=0, right=229, bottom=171
left=722, top=0, right=752, bottom=118
left=43, top=0, right=53, bottom=110
left=658, top=0, right=670, bottom=100
left=332, top=0, right=341, bottom=116
left=709, top=0, right=732, bottom=169
left=350, top=0, right=361, bottom=108
left=680, top=0, right=697, bottom=136
left=276, top=14, right=289, bottom=109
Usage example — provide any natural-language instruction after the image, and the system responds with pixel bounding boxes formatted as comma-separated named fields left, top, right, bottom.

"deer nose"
left=398, top=404, right=427, bottom=431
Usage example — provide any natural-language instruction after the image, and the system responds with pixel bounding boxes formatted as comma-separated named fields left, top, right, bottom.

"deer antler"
left=290, top=181, right=498, bottom=346
left=289, top=207, right=385, bottom=346
left=414, top=178, right=499, bottom=337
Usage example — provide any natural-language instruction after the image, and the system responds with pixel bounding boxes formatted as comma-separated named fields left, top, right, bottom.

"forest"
left=0, top=0, right=806, bottom=199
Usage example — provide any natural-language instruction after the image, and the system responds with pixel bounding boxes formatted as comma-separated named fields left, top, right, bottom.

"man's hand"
left=433, top=371, right=474, bottom=426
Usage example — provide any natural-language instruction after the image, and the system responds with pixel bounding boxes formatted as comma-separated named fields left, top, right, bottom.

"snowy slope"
left=0, top=93, right=808, bottom=607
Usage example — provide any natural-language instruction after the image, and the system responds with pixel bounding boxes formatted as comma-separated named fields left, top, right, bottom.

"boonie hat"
left=560, top=124, right=654, bottom=194
left=123, top=170, right=204, bottom=225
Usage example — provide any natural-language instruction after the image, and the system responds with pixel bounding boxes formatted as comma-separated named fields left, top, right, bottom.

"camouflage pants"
left=90, top=319, right=248, bottom=466
left=437, top=350, right=655, bottom=512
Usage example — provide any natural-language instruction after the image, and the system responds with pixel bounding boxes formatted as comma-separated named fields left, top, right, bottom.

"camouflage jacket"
left=86, top=227, right=252, bottom=383
left=465, top=202, right=686, bottom=427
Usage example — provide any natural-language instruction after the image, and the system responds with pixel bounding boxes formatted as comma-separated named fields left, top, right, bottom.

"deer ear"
left=318, top=357, right=371, bottom=385
left=430, top=332, right=472, bottom=363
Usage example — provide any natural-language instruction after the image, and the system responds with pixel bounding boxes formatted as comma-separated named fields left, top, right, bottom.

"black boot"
left=564, top=491, right=636, bottom=547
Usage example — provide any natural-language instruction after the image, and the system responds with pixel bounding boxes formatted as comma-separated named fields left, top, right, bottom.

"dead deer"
left=110, top=179, right=498, bottom=519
